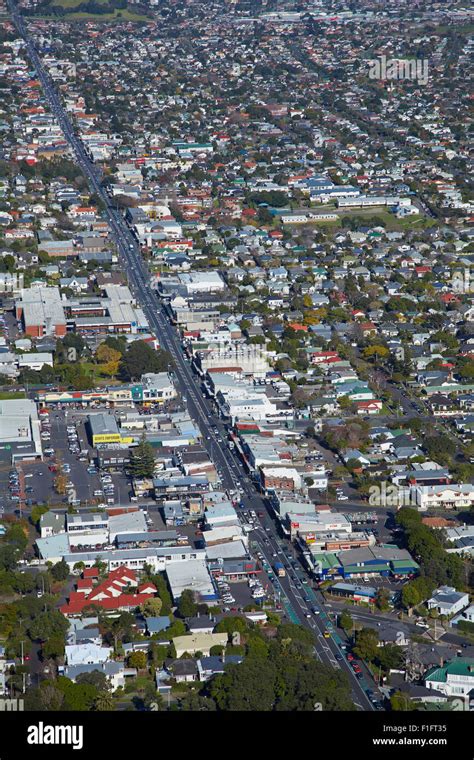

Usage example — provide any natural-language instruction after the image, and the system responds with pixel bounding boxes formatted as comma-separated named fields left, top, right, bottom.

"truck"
left=274, top=562, right=286, bottom=578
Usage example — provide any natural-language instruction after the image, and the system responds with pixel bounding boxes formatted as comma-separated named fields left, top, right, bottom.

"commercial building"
left=287, top=510, right=352, bottom=539
left=194, top=346, right=271, bottom=378
left=166, top=559, right=217, bottom=602
left=338, top=546, right=419, bottom=579
left=67, top=512, right=110, bottom=550
left=260, top=466, right=302, bottom=492
left=328, top=582, right=378, bottom=605
left=36, top=373, right=177, bottom=407
left=56, top=546, right=206, bottom=573
left=15, top=287, right=67, bottom=338
left=0, top=398, right=42, bottom=462
left=87, top=413, right=133, bottom=447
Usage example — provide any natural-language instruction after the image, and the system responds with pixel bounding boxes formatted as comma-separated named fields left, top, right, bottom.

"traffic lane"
left=278, top=572, right=373, bottom=707
left=251, top=527, right=341, bottom=665
left=250, top=522, right=375, bottom=706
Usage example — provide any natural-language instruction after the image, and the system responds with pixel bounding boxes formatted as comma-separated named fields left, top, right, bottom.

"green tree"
left=141, top=598, right=163, bottom=617
left=76, top=671, right=109, bottom=691
left=5, top=524, right=28, bottom=554
left=178, top=589, right=197, bottom=619
left=423, top=435, right=456, bottom=462
left=31, top=505, right=49, bottom=529
left=401, top=583, right=421, bottom=610
left=375, top=644, right=404, bottom=673
left=215, top=616, right=248, bottom=635
left=339, top=610, right=354, bottom=633
left=93, top=691, right=114, bottom=711
left=51, top=558, right=69, bottom=582
left=118, top=342, right=172, bottom=381
left=28, top=610, right=69, bottom=643
left=152, top=574, right=172, bottom=615
left=353, top=628, right=379, bottom=663
left=375, top=588, right=391, bottom=612
left=42, top=635, right=65, bottom=660
left=128, top=651, right=147, bottom=670
left=150, top=643, right=168, bottom=667
left=129, top=435, right=155, bottom=479
left=56, top=676, right=98, bottom=711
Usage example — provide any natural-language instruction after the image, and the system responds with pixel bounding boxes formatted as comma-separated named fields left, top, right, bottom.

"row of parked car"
left=216, top=579, right=235, bottom=604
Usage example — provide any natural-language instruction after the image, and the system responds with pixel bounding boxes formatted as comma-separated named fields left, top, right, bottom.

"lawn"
left=50, top=0, right=87, bottom=7
left=66, top=9, right=149, bottom=20
left=278, top=206, right=436, bottom=232
left=34, top=0, right=150, bottom=22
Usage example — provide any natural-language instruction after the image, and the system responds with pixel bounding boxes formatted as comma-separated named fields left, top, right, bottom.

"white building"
left=197, top=346, right=271, bottom=378
left=413, top=484, right=474, bottom=511
left=426, top=586, right=469, bottom=617
left=287, top=511, right=352, bottom=537
left=179, top=271, right=225, bottom=294
left=65, top=643, right=112, bottom=666
left=224, top=396, right=277, bottom=424
left=67, top=512, right=109, bottom=549
left=166, top=559, right=216, bottom=602
left=425, top=658, right=474, bottom=698
left=17, top=352, right=53, bottom=371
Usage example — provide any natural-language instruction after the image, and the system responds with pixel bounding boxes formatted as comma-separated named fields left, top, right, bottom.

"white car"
left=337, top=495, right=349, bottom=501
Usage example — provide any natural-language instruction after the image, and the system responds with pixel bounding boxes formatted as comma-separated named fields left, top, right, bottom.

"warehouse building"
left=0, top=398, right=43, bottom=462
left=166, top=559, right=217, bottom=602
left=15, top=287, right=67, bottom=338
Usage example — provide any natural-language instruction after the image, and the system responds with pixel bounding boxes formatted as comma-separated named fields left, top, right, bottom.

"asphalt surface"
left=9, top=0, right=377, bottom=710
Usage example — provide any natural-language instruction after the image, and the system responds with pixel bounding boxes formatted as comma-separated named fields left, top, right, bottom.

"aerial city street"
left=0, top=0, right=472, bottom=726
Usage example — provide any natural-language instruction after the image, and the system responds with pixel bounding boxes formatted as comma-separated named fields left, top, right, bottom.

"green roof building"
left=425, top=658, right=474, bottom=698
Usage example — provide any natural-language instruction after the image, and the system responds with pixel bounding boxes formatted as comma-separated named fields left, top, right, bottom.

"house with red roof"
left=60, top=566, right=157, bottom=617
left=356, top=400, right=383, bottom=415
left=309, top=350, right=341, bottom=366
left=83, top=568, right=99, bottom=580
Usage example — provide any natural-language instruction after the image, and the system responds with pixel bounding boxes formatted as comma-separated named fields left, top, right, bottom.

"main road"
left=9, top=0, right=375, bottom=710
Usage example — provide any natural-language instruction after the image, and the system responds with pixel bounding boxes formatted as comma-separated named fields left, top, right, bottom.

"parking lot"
left=213, top=576, right=270, bottom=611
left=10, top=408, right=134, bottom=510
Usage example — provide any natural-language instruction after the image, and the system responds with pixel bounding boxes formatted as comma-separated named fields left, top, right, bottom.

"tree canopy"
left=118, top=341, right=172, bottom=381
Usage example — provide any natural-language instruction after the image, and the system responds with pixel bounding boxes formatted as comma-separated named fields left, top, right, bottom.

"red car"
left=347, top=653, right=354, bottom=662
left=352, top=663, right=362, bottom=674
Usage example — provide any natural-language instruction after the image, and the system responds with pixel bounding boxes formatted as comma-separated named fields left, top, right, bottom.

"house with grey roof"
left=427, top=586, right=469, bottom=617
left=39, top=511, right=67, bottom=539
